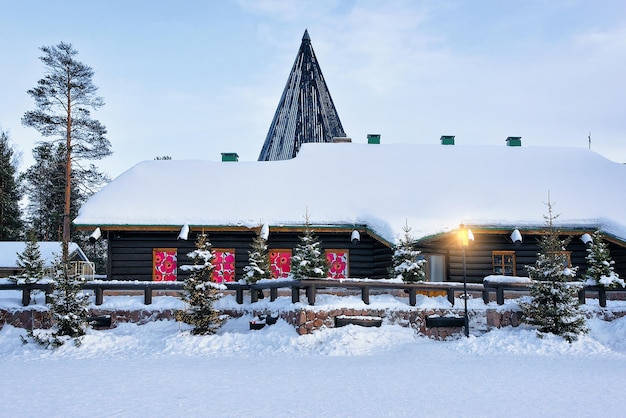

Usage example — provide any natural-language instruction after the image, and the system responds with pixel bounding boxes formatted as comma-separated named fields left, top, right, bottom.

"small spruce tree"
left=29, top=242, right=91, bottom=347
left=290, top=212, right=329, bottom=279
left=390, top=222, right=426, bottom=282
left=11, top=230, right=45, bottom=285
left=521, top=198, right=587, bottom=342
left=175, top=233, right=225, bottom=335
left=243, top=225, right=271, bottom=284
left=584, top=230, right=624, bottom=288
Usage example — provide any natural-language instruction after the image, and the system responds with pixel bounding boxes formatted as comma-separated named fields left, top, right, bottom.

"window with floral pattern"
left=213, top=249, right=235, bottom=283
left=153, top=248, right=177, bottom=281
left=269, top=249, right=292, bottom=279
left=326, top=249, right=349, bottom=279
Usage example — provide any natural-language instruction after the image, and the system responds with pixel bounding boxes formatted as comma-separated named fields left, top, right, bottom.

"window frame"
left=492, top=250, right=516, bottom=276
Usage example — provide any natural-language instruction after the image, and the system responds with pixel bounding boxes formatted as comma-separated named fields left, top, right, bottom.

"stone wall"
left=3, top=306, right=625, bottom=340
left=261, top=307, right=481, bottom=339
left=0, top=308, right=177, bottom=330
left=0, top=309, right=52, bottom=330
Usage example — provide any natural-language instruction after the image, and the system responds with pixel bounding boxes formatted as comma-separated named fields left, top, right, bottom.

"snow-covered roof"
left=0, top=242, right=87, bottom=268
left=74, top=143, right=626, bottom=243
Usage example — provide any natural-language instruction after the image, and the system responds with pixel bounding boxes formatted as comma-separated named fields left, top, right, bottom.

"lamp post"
left=458, top=224, right=473, bottom=337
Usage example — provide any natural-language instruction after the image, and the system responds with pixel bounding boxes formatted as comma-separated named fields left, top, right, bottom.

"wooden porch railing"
left=0, top=279, right=622, bottom=308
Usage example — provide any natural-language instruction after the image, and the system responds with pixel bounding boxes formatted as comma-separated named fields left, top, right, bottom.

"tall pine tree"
left=23, top=42, right=111, bottom=262
left=389, top=222, right=426, bottom=282
left=521, top=198, right=587, bottom=342
left=0, top=129, right=23, bottom=240
left=176, top=233, right=225, bottom=335
left=584, top=230, right=624, bottom=288
left=290, top=213, right=328, bottom=280
left=243, top=225, right=271, bottom=284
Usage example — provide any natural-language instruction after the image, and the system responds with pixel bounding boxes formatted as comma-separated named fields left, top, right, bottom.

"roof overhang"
left=416, top=224, right=626, bottom=248
left=76, top=223, right=394, bottom=247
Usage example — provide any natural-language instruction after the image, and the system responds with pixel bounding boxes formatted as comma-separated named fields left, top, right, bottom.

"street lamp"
left=457, top=224, right=474, bottom=337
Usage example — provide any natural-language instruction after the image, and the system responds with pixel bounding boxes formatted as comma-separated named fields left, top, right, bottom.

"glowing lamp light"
left=457, top=224, right=474, bottom=247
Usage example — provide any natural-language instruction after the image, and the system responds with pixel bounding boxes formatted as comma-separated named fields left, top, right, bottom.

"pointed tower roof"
left=258, top=30, right=347, bottom=161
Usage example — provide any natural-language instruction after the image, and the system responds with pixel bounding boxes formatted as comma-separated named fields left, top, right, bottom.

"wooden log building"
left=74, top=31, right=626, bottom=285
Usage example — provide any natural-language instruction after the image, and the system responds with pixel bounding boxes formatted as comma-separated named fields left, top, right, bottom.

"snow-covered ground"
left=1, top=292, right=625, bottom=418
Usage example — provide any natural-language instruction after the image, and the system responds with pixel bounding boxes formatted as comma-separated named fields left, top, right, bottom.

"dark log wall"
left=442, top=232, right=626, bottom=284
left=446, top=234, right=539, bottom=283
left=608, top=241, right=626, bottom=279
left=107, top=229, right=626, bottom=283
left=107, top=230, right=393, bottom=281
left=373, top=245, right=393, bottom=278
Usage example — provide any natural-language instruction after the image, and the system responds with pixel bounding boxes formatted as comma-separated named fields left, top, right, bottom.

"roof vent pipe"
left=506, top=137, right=522, bottom=147
left=440, top=135, right=455, bottom=145
left=367, top=134, right=381, bottom=144
left=221, top=152, right=239, bottom=162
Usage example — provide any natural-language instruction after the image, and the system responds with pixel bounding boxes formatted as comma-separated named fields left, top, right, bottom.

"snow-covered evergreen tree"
left=584, top=230, right=624, bottom=288
left=29, top=242, right=90, bottom=347
left=10, top=230, right=45, bottom=285
left=521, top=199, right=587, bottom=342
left=390, top=222, right=426, bottom=282
left=290, top=213, right=328, bottom=280
left=175, top=233, right=225, bottom=335
left=0, top=129, right=23, bottom=240
left=243, top=225, right=271, bottom=284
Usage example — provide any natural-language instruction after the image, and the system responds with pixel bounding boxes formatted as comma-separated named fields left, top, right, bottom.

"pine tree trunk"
left=63, top=89, right=72, bottom=263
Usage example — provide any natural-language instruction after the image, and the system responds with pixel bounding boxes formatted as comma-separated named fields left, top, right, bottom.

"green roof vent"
left=367, top=134, right=381, bottom=144
left=221, top=152, right=239, bottom=162
left=506, top=137, right=522, bottom=147
left=440, top=135, right=455, bottom=145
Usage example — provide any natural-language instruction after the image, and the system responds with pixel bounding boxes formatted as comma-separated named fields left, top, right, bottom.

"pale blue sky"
left=1, top=0, right=625, bottom=178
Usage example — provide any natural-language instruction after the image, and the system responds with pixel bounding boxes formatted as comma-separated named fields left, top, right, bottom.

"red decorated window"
left=270, top=249, right=292, bottom=279
left=153, top=248, right=177, bottom=281
left=326, top=249, right=349, bottom=279
left=213, top=249, right=235, bottom=283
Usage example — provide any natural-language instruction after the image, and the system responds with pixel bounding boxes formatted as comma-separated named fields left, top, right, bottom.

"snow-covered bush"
left=9, top=230, right=45, bottom=285
left=175, top=233, right=225, bottom=335
left=28, top=243, right=91, bottom=347
left=390, top=223, right=426, bottom=283
left=521, top=199, right=587, bottom=343
left=243, top=225, right=271, bottom=283
left=290, top=213, right=328, bottom=279
left=584, top=230, right=624, bottom=288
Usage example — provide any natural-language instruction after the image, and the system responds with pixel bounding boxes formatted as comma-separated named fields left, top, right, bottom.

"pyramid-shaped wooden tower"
left=258, top=30, right=347, bottom=161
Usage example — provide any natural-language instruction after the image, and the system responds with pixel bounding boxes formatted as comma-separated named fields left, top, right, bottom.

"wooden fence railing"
left=0, top=280, right=622, bottom=308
